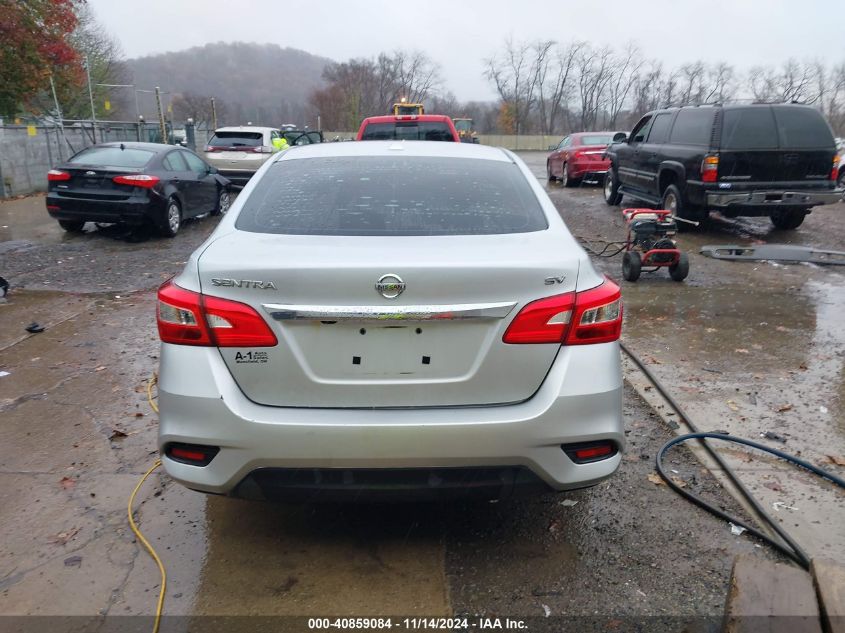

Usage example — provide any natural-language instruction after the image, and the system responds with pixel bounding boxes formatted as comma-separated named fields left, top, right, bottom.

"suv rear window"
left=721, top=108, right=778, bottom=149
left=69, top=147, right=154, bottom=168
left=235, top=156, right=548, bottom=236
left=772, top=106, right=834, bottom=149
left=208, top=131, right=263, bottom=148
left=361, top=122, right=454, bottom=142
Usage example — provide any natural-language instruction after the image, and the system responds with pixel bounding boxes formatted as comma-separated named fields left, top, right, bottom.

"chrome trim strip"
left=263, top=301, right=518, bottom=322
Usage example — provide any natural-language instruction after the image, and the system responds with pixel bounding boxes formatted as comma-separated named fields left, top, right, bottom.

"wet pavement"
left=526, top=151, right=845, bottom=565
left=0, top=162, right=842, bottom=629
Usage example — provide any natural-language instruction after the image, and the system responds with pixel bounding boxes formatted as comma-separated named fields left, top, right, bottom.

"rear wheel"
left=211, top=188, right=231, bottom=216
left=604, top=168, right=622, bottom=205
left=561, top=163, right=577, bottom=188
left=769, top=207, right=807, bottom=230
left=669, top=252, right=690, bottom=282
left=838, top=168, right=845, bottom=191
left=58, top=219, right=85, bottom=233
left=661, top=184, right=699, bottom=232
left=622, top=251, right=642, bottom=282
left=159, top=198, right=182, bottom=237
left=546, top=161, right=556, bottom=182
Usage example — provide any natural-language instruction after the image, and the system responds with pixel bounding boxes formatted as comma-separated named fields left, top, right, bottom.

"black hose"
left=619, top=342, right=844, bottom=570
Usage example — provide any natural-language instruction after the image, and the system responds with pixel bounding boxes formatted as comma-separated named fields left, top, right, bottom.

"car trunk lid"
left=197, top=231, right=581, bottom=408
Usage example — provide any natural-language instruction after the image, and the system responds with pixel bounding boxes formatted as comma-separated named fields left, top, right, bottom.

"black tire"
left=546, top=161, right=556, bottom=182
left=210, top=188, right=231, bottom=216
left=622, top=251, right=642, bottom=282
left=58, top=219, right=85, bottom=233
left=769, top=207, right=807, bottom=230
left=838, top=168, right=845, bottom=190
left=661, top=184, right=699, bottom=232
left=669, top=252, right=690, bottom=282
left=159, top=197, right=182, bottom=238
left=561, top=163, right=577, bottom=188
left=604, top=168, right=622, bottom=205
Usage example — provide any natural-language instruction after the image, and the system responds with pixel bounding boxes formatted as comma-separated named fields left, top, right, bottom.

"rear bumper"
left=46, top=192, right=161, bottom=225
left=157, top=342, right=625, bottom=499
left=570, top=161, right=609, bottom=180
left=215, top=169, right=257, bottom=187
left=706, top=189, right=843, bottom=209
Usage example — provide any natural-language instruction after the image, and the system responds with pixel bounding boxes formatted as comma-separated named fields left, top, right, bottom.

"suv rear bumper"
left=706, top=189, right=843, bottom=209
left=157, top=342, right=624, bottom=499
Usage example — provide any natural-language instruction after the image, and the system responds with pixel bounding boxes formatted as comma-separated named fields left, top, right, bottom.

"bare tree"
left=703, top=62, right=736, bottom=103
left=484, top=37, right=542, bottom=136
left=575, top=45, right=613, bottom=130
left=393, top=50, right=441, bottom=104
left=605, top=43, right=642, bottom=129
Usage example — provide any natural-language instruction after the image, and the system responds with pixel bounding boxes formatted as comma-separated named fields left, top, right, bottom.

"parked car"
left=279, top=128, right=323, bottom=146
left=603, top=103, right=842, bottom=229
left=836, top=138, right=845, bottom=192
left=357, top=114, right=460, bottom=142
left=547, top=131, right=619, bottom=187
left=156, top=141, right=624, bottom=501
left=46, top=142, right=231, bottom=237
left=203, top=126, right=285, bottom=187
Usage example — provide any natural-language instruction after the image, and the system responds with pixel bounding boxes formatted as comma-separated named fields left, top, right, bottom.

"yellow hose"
left=126, top=374, right=165, bottom=633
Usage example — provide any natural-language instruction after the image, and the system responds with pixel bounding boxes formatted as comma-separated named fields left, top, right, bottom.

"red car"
left=357, top=114, right=460, bottom=142
left=547, top=131, right=618, bottom=187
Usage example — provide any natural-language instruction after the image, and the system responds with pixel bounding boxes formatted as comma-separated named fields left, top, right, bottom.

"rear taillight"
left=47, top=169, right=70, bottom=181
left=503, top=278, right=622, bottom=345
left=205, top=146, right=221, bottom=153
left=252, top=145, right=274, bottom=154
left=113, top=174, right=160, bottom=188
left=156, top=280, right=277, bottom=347
left=701, top=155, right=719, bottom=183
left=833, top=155, right=840, bottom=181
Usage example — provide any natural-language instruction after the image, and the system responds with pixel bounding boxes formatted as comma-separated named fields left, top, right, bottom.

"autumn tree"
left=0, top=0, right=82, bottom=118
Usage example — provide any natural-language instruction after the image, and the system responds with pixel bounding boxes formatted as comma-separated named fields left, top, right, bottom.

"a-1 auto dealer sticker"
left=234, top=351, right=269, bottom=364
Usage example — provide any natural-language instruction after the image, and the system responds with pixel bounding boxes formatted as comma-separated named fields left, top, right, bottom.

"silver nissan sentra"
left=156, top=140, right=624, bottom=501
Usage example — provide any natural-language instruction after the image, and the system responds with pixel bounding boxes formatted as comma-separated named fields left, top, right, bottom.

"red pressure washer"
left=620, top=208, right=694, bottom=282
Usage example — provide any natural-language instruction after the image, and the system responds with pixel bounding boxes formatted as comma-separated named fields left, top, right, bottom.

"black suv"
left=604, top=104, right=842, bottom=229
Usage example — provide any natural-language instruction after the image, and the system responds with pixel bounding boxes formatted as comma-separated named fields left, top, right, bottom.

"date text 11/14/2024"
left=307, top=617, right=529, bottom=630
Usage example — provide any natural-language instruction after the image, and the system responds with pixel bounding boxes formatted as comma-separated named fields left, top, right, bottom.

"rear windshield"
left=579, top=135, right=612, bottom=146
left=721, top=108, right=781, bottom=150
left=208, top=131, right=263, bottom=148
left=68, top=147, right=154, bottom=168
left=361, top=122, right=455, bottom=142
left=772, top=106, right=834, bottom=149
left=235, top=156, right=548, bottom=236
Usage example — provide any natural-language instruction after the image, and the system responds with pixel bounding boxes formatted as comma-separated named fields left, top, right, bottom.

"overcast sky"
left=88, top=0, right=836, bottom=102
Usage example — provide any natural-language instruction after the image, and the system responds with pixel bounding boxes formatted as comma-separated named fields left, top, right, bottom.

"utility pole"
left=48, top=74, right=66, bottom=161
left=83, top=55, right=97, bottom=143
left=154, top=87, right=167, bottom=144
left=211, top=97, right=218, bottom=131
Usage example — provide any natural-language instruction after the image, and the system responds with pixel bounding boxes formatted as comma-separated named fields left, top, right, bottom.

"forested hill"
left=126, top=42, right=332, bottom=125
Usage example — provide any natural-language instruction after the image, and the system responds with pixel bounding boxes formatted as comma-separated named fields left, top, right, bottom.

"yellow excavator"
left=392, top=98, right=424, bottom=116
left=452, top=118, right=479, bottom=143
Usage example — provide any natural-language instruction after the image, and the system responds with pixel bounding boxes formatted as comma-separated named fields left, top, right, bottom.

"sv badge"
left=544, top=275, right=567, bottom=285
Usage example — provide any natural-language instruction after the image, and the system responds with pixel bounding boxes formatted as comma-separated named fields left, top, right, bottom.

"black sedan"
left=46, top=142, right=231, bottom=237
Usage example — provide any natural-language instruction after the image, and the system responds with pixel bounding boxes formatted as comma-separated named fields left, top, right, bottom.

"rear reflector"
left=113, top=174, right=160, bottom=188
left=157, top=280, right=277, bottom=347
left=47, top=169, right=70, bottom=181
left=562, top=441, right=618, bottom=464
left=503, top=277, right=622, bottom=345
left=166, top=443, right=220, bottom=466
